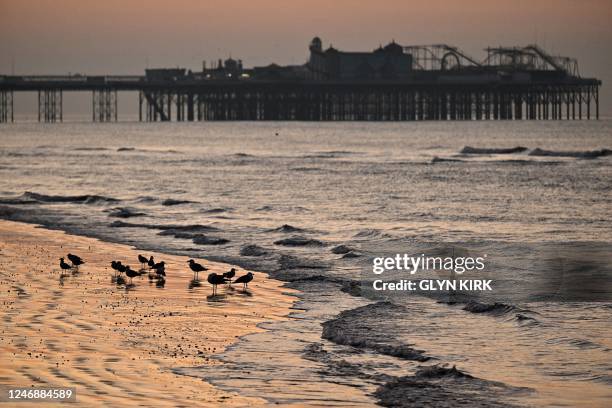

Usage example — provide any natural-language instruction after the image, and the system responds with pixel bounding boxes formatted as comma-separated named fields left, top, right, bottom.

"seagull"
left=207, top=273, right=228, bottom=296
left=59, top=258, right=72, bottom=274
left=117, top=262, right=127, bottom=274
left=110, top=261, right=127, bottom=284
left=188, top=259, right=207, bottom=281
left=234, top=272, right=254, bottom=291
left=223, top=268, right=236, bottom=286
left=67, top=253, right=84, bottom=271
left=111, top=260, right=122, bottom=276
left=125, top=265, right=139, bottom=285
left=147, top=256, right=155, bottom=269
left=153, top=261, right=166, bottom=278
left=138, top=254, right=148, bottom=270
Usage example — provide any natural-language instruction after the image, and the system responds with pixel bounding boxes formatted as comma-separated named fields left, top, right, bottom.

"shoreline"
left=0, top=219, right=298, bottom=407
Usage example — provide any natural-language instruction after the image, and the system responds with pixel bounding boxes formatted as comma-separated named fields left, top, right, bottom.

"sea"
left=1, top=119, right=611, bottom=407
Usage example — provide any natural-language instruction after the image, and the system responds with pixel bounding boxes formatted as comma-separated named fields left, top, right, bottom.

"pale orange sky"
left=1, top=0, right=611, bottom=114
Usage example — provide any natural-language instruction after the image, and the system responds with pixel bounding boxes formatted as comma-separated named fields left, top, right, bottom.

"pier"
left=0, top=42, right=601, bottom=123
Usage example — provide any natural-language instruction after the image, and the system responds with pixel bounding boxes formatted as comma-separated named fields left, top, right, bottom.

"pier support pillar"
left=0, top=91, right=13, bottom=123
left=38, top=90, right=62, bottom=123
left=92, top=89, right=117, bottom=122
left=595, top=86, right=599, bottom=120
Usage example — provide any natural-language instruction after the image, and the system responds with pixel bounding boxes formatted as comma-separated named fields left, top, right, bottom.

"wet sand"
left=0, top=220, right=297, bottom=407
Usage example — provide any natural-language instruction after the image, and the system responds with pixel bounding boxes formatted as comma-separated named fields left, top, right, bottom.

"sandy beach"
left=0, top=219, right=297, bottom=407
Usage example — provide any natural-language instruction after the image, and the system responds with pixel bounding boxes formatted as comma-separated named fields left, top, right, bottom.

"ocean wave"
left=515, top=313, right=539, bottom=327
left=2, top=191, right=119, bottom=205
left=290, top=167, right=324, bottom=172
left=239, top=244, right=269, bottom=257
left=331, top=245, right=352, bottom=254
left=72, top=147, right=110, bottom=151
left=461, top=146, right=528, bottom=154
left=322, top=302, right=430, bottom=362
left=161, top=198, right=197, bottom=206
left=109, top=220, right=218, bottom=233
left=301, top=151, right=358, bottom=159
left=270, top=224, right=306, bottom=233
left=201, top=207, right=231, bottom=214
left=274, top=235, right=325, bottom=247
left=547, top=336, right=603, bottom=350
left=107, top=207, right=146, bottom=218
left=529, top=148, right=612, bottom=158
left=4, top=151, right=47, bottom=158
left=462, top=301, right=540, bottom=327
left=462, top=300, right=520, bottom=315
left=116, top=147, right=181, bottom=154
left=192, top=235, right=229, bottom=245
left=375, top=364, right=527, bottom=408
left=431, top=156, right=465, bottom=163
left=352, top=229, right=391, bottom=239
left=301, top=343, right=383, bottom=380
left=133, top=196, right=157, bottom=203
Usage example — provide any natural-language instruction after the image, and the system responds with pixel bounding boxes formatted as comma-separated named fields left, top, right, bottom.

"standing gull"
left=234, top=272, right=254, bottom=291
left=59, top=258, right=72, bottom=274
left=138, top=254, right=148, bottom=270
left=188, top=259, right=208, bottom=281
left=125, top=265, right=139, bottom=285
left=223, top=268, right=236, bottom=286
left=207, top=273, right=228, bottom=296
left=153, top=261, right=166, bottom=278
left=67, top=253, right=84, bottom=271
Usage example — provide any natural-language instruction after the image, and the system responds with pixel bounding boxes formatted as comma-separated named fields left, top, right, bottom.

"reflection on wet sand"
left=0, top=219, right=297, bottom=407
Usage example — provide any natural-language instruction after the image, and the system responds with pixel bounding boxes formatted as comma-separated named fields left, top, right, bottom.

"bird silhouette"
left=110, top=260, right=121, bottom=276
left=223, top=268, right=236, bottom=286
left=234, top=272, right=254, bottom=290
left=188, top=259, right=208, bottom=281
left=207, top=272, right=228, bottom=296
left=125, top=265, right=139, bottom=285
left=59, top=258, right=72, bottom=274
left=153, top=261, right=166, bottom=278
left=110, top=261, right=127, bottom=285
left=147, top=256, right=155, bottom=269
left=138, top=254, right=148, bottom=270
left=67, top=253, right=84, bottom=271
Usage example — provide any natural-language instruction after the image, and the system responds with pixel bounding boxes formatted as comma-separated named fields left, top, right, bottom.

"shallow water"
left=1, top=120, right=611, bottom=406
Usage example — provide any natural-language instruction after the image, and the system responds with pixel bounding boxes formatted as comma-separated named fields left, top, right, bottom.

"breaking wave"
left=461, top=146, right=528, bottom=154
left=269, top=224, right=306, bottom=233
left=192, top=235, right=229, bottom=245
left=375, top=364, right=528, bottom=408
left=72, top=147, right=110, bottom=151
left=529, top=148, right=612, bottom=158
left=322, top=302, right=430, bottom=362
left=431, top=156, right=465, bottom=163
left=273, top=235, right=325, bottom=247
left=107, top=207, right=146, bottom=218
left=161, top=198, right=197, bottom=206
left=109, top=220, right=218, bottom=233
left=462, top=300, right=519, bottom=315
left=1, top=191, right=119, bottom=205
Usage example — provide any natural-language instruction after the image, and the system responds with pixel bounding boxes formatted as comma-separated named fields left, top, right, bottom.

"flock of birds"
left=58, top=252, right=254, bottom=296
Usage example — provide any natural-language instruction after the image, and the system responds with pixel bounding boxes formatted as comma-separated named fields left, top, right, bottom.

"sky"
left=1, top=0, right=611, bottom=116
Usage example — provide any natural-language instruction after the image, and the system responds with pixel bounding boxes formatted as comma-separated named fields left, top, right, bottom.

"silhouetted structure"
left=0, top=38, right=601, bottom=122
